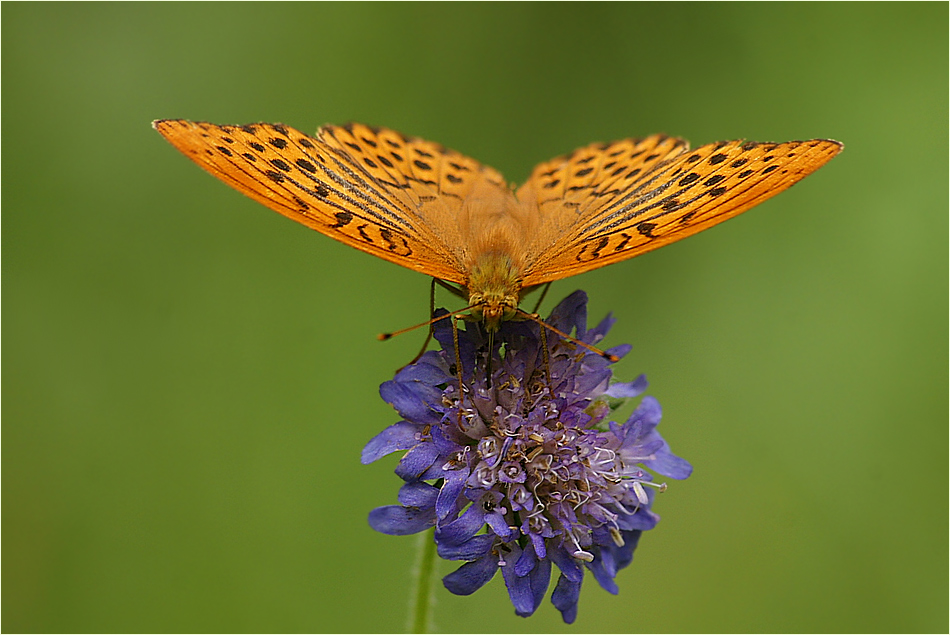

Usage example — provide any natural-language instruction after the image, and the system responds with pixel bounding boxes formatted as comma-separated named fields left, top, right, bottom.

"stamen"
left=609, top=526, right=625, bottom=547
left=568, top=532, right=595, bottom=562
left=573, top=550, right=595, bottom=562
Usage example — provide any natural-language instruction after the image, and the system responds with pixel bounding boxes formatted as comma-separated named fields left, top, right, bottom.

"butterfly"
left=154, top=120, right=841, bottom=332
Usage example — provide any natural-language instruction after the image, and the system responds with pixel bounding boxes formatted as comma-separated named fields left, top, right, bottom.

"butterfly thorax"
left=466, top=251, right=523, bottom=332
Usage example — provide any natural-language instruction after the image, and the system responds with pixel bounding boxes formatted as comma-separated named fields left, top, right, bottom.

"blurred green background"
left=3, top=3, right=946, bottom=632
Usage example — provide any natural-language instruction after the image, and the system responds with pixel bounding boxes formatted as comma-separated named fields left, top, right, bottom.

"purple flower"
left=363, top=291, right=692, bottom=623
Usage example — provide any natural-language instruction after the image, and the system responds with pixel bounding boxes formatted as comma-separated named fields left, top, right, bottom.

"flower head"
left=363, top=291, right=692, bottom=623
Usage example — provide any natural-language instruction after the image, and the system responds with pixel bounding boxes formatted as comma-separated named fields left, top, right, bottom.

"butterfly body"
left=465, top=251, right=526, bottom=330
left=154, top=120, right=841, bottom=328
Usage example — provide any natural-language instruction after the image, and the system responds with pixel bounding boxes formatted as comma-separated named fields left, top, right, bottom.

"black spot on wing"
left=637, top=222, right=657, bottom=237
left=295, top=158, right=316, bottom=173
left=590, top=236, right=609, bottom=258
left=330, top=212, right=353, bottom=228
left=678, top=173, right=700, bottom=186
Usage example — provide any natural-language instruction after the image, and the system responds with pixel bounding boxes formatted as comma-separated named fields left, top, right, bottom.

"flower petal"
left=605, top=343, right=632, bottom=360
left=625, top=395, right=662, bottom=433
left=500, top=545, right=537, bottom=616
left=618, top=507, right=659, bottom=531
left=367, top=505, right=435, bottom=535
left=360, top=421, right=424, bottom=464
left=551, top=573, right=582, bottom=624
left=605, top=374, right=648, bottom=398
left=586, top=312, right=616, bottom=344
left=643, top=440, right=694, bottom=479
left=436, top=503, right=486, bottom=545
left=548, top=290, right=589, bottom=337
left=397, top=481, right=439, bottom=508
left=442, top=552, right=499, bottom=595
left=587, top=546, right=620, bottom=595
left=572, top=367, right=612, bottom=397
left=549, top=545, right=584, bottom=583
left=394, top=442, right=440, bottom=481
left=379, top=380, right=442, bottom=424
left=528, top=555, right=552, bottom=614
left=436, top=467, right=470, bottom=520
left=613, top=529, right=642, bottom=570
left=437, top=533, right=495, bottom=561
left=486, top=511, right=514, bottom=541
left=514, top=541, right=537, bottom=577
left=394, top=355, right=450, bottom=384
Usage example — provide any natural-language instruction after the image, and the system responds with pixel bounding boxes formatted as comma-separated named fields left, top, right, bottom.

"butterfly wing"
left=154, top=120, right=508, bottom=284
left=517, top=135, right=843, bottom=286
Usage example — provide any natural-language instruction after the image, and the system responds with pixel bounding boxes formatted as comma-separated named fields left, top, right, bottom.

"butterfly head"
left=466, top=252, right=523, bottom=332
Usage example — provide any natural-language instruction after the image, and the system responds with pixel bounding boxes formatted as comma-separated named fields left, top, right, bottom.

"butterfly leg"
left=537, top=317, right=553, bottom=397
left=451, top=312, right=465, bottom=428
left=435, top=278, right=467, bottom=300
left=528, top=282, right=553, bottom=315
left=401, top=278, right=438, bottom=368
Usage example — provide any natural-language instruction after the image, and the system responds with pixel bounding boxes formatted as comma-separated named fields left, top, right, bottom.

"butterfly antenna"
left=486, top=329, right=494, bottom=389
left=515, top=309, right=620, bottom=363
left=377, top=303, right=479, bottom=341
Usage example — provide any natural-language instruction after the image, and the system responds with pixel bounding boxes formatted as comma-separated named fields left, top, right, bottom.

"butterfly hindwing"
left=519, top=137, right=843, bottom=285
left=521, top=135, right=691, bottom=213
left=321, top=123, right=507, bottom=208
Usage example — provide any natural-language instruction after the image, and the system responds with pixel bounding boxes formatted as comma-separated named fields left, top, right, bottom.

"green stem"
left=409, top=527, right=437, bottom=633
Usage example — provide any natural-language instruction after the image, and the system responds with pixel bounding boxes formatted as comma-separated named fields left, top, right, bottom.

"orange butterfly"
left=154, top=120, right=841, bottom=330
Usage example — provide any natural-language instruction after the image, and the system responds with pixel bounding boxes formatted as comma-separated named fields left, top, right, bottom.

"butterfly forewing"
left=154, top=119, right=471, bottom=282
left=520, top=137, right=842, bottom=285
